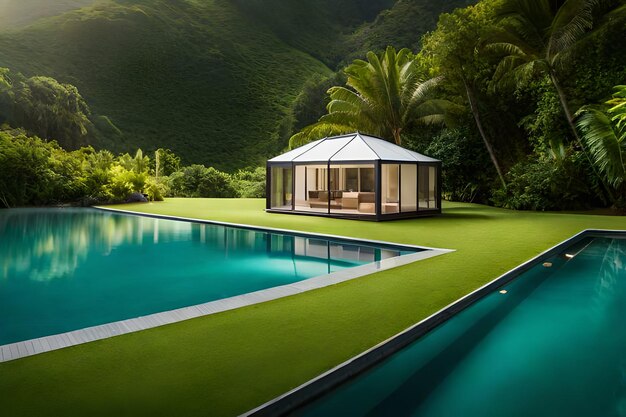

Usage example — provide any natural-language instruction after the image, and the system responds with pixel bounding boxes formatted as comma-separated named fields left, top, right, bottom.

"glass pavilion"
left=266, top=133, right=441, bottom=220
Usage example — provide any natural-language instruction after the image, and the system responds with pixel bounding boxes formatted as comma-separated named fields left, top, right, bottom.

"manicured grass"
left=1, top=199, right=624, bottom=417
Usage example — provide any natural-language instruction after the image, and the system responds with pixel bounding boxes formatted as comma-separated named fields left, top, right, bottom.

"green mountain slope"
left=231, top=0, right=393, bottom=65
left=0, top=0, right=470, bottom=170
left=346, top=0, right=477, bottom=60
left=0, top=0, right=365, bottom=169
left=0, top=0, right=98, bottom=29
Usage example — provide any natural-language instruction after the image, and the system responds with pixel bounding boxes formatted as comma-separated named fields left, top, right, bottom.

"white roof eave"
left=268, top=133, right=440, bottom=163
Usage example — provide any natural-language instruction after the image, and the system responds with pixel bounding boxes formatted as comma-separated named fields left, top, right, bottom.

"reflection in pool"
left=0, top=208, right=419, bottom=345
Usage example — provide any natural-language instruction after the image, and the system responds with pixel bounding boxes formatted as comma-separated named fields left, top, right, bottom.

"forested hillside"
left=0, top=0, right=467, bottom=170
left=0, top=0, right=98, bottom=29
left=0, top=0, right=339, bottom=170
left=2, top=0, right=624, bottom=210
left=344, top=0, right=476, bottom=61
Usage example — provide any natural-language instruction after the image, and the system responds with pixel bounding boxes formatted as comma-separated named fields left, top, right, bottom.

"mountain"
left=0, top=0, right=337, bottom=169
left=230, top=0, right=393, bottom=66
left=346, top=0, right=477, bottom=61
left=0, top=0, right=471, bottom=170
left=0, top=0, right=98, bottom=30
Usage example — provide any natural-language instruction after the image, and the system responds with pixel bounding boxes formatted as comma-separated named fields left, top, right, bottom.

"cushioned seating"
left=358, top=192, right=375, bottom=213
left=308, top=190, right=341, bottom=209
left=342, top=192, right=359, bottom=209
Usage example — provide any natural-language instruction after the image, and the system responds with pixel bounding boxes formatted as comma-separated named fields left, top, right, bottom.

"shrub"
left=168, top=164, right=237, bottom=198
left=197, top=167, right=236, bottom=198
left=0, top=129, right=55, bottom=207
left=144, top=177, right=168, bottom=201
left=425, top=128, right=494, bottom=203
left=82, top=149, right=115, bottom=202
left=233, top=167, right=266, bottom=198
left=106, top=165, right=137, bottom=202
left=492, top=152, right=599, bottom=211
left=151, top=148, right=181, bottom=177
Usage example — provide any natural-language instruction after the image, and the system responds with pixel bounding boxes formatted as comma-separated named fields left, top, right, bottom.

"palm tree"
left=487, top=0, right=625, bottom=145
left=576, top=85, right=626, bottom=207
left=289, top=46, right=455, bottom=148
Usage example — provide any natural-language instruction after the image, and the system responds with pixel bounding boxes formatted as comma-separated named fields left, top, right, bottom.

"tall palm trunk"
left=549, top=71, right=582, bottom=144
left=549, top=70, right=617, bottom=203
left=463, top=78, right=506, bottom=187
left=392, top=128, right=402, bottom=145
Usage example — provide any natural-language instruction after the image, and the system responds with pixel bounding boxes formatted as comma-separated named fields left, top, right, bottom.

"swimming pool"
left=0, top=208, right=439, bottom=358
left=248, top=232, right=626, bottom=417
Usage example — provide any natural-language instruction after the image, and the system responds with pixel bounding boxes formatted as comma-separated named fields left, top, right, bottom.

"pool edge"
left=93, top=206, right=451, bottom=252
left=240, top=229, right=626, bottom=417
left=0, top=208, right=452, bottom=363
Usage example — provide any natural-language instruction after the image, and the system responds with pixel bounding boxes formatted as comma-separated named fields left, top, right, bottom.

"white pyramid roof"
left=269, top=133, right=439, bottom=163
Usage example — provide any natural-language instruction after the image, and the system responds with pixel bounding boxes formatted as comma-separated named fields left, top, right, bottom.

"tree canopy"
left=289, top=46, right=456, bottom=147
left=0, top=69, right=92, bottom=149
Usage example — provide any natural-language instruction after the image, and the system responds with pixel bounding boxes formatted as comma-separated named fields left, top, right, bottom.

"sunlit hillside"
left=0, top=0, right=98, bottom=29
left=0, top=0, right=474, bottom=170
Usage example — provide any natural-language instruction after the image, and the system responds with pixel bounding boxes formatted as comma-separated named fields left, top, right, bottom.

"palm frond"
left=409, top=76, right=443, bottom=104
left=608, top=85, right=626, bottom=135
left=486, top=41, right=528, bottom=57
left=548, top=0, right=596, bottom=59
left=289, top=46, right=450, bottom=145
left=410, top=99, right=458, bottom=125
left=288, top=122, right=354, bottom=149
left=576, top=107, right=626, bottom=188
left=494, top=0, right=552, bottom=48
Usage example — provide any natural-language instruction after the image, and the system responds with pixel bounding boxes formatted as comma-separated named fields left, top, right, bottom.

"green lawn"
left=1, top=199, right=625, bottom=417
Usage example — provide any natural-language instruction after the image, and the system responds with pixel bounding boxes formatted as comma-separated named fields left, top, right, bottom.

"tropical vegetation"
left=289, top=0, right=626, bottom=211
left=0, top=127, right=264, bottom=208
left=289, top=46, right=455, bottom=147
left=0, top=0, right=462, bottom=171
left=577, top=85, right=626, bottom=207
left=1, top=0, right=625, bottom=212
left=1, top=1, right=626, bottom=416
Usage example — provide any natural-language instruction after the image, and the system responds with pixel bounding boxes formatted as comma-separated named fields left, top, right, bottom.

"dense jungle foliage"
left=291, top=0, right=626, bottom=210
left=0, top=127, right=265, bottom=208
left=1, top=0, right=625, bottom=211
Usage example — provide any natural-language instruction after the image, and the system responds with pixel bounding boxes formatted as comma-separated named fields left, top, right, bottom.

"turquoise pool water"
left=0, top=208, right=417, bottom=345
left=292, top=237, right=626, bottom=417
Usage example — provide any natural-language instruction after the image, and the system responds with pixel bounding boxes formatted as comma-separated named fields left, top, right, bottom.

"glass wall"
left=270, top=166, right=293, bottom=209
left=330, top=164, right=376, bottom=215
left=294, top=165, right=307, bottom=209
left=360, top=168, right=375, bottom=192
left=270, top=162, right=437, bottom=217
left=329, top=165, right=346, bottom=215
left=289, top=164, right=375, bottom=215
left=345, top=168, right=358, bottom=191
left=418, top=165, right=437, bottom=209
left=401, top=164, right=417, bottom=212
left=300, top=165, right=329, bottom=213
left=381, top=164, right=399, bottom=214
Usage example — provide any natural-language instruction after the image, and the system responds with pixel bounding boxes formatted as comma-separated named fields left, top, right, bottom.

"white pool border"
left=0, top=207, right=452, bottom=363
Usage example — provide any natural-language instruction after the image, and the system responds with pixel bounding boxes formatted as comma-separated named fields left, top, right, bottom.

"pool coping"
left=0, top=207, right=453, bottom=363
left=241, top=229, right=626, bottom=417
